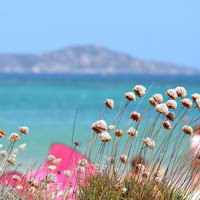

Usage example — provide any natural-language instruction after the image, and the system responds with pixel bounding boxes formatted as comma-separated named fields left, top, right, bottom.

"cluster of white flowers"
left=91, top=120, right=107, bottom=134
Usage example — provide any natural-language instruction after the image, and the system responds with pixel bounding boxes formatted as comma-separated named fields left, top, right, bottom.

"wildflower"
left=77, top=166, right=85, bottom=174
left=133, top=85, right=146, bottom=97
left=195, top=99, right=200, bottom=111
left=163, top=121, right=172, bottom=130
left=175, top=86, right=187, bottom=98
left=143, top=137, right=155, bottom=149
left=79, top=158, right=88, bottom=166
left=130, top=111, right=140, bottom=122
left=0, top=144, right=2, bottom=148
left=153, top=170, right=162, bottom=178
left=114, top=129, right=124, bottom=137
left=155, top=103, right=169, bottom=116
left=19, top=126, right=29, bottom=135
left=47, top=173, right=57, bottom=183
left=149, top=97, right=158, bottom=107
left=100, top=132, right=112, bottom=142
left=53, top=158, right=62, bottom=165
left=8, top=133, right=20, bottom=141
left=191, top=93, right=200, bottom=101
left=91, top=120, right=107, bottom=134
left=0, top=150, right=7, bottom=157
left=181, top=98, right=193, bottom=108
left=121, top=187, right=127, bottom=194
left=120, top=155, right=128, bottom=164
left=19, top=143, right=26, bottom=150
left=155, top=176, right=162, bottom=184
left=7, top=157, right=15, bottom=166
left=47, top=155, right=56, bottom=162
left=167, top=111, right=175, bottom=121
left=16, top=185, right=23, bottom=190
left=136, top=164, right=145, bottom=171
left=64, top=170, right=71, bottom=178
left=29, top=187, right=36, bottom=194
left=127, top=127, right=138, bottom=137
left=124, top=92, right=136, bottom=101
left=0, top=130, right=7, bottom=136
left=12, top=175, right=21, bottom=182
left=166, top=100, right=177, bottom=109
left=166, top=89, right=177, bottom=100
left=182, top=125, right=193, bottom=135
left=141, top=171, right=150, bottom=179
left=108, top=125, right=115, bottom=131
left=104, top=99, right=114, bottom=109
left=48, top=165, right=57, bottom=171
left=153, top=94, right=163, bottom=104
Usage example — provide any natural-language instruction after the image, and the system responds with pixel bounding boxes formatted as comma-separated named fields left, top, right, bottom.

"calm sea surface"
left=0, top=74, right=199, bottom=170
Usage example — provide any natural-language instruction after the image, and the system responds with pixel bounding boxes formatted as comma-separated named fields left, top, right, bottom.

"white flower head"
left=141, top=171, right=150, bottom=179
left=19, top=143, right=26, bottom=150
left=120, top=155, right=128, bottom=164
left=166, top=89, right=177, bottom=100
left=130, top=112, right=140, bottom=122
left=143, top=137, right=155, bottom=149
left=91, top=120, right=107, bottom=134
left=47, top=155, right=56, bottom=162
left=48, top=165, right=57, bottom=171
left=191, top=93, right=200, bottom=101
left=114, top=129, right=124, bottom=137
left=124, top=92, right=136, bottom=101
left=163, top=121, right=171, bottom=130
left=108, top=125, right=115, bottom=131
left=64, top=170, right=71, bottom=178
left=104, top=99, right=114, bottom=109
left=12, top=175, right=21, bottom=182
left=19, top=126, right=29, bottom=135
left=0, top=150, right=7, bottom=157
left=181, top=98, right=193, bottom=109
left=53, top=158, right=62, bottom=165
left=127, top=127, right=138, bottom=137
left=8, top=133, right=20, bottom=142
left=149, top=97, right=158, bottom=107
left=153, top=94, right=163, bottom=104
left=77, top=166, right=85, bottom=174
left=175, top=86, right=187, bottom=98
left=79, top=158, right=88, bottom=167
left=166, top=100, right=177, bottom=110
left=47, top=173, right=57, bottom=183
left=195, top=99, right=200, bottom=111
left=100, top=131, right=112, bottom=142
left=182, top=125, right=193, bottom=135
left=155, top=104, right=169, bottom=116
left=167, top=111, right=175, bottom=121
left=133, top=85, right=146, bottom=97
left=7, top=157, right=15, bottom=166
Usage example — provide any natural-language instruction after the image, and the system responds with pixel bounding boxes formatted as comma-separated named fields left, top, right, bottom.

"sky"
left=0, top=0, right=200, bottom=69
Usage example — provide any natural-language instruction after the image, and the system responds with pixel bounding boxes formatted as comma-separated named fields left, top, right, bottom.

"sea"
left=0, top=74, right=199, bottom=171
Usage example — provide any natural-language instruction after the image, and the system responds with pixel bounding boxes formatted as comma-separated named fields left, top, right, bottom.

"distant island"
left=0, top=45, right=199, bottom=75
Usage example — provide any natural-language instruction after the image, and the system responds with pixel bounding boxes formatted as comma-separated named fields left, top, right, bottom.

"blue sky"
left=0, top=1, right=200, bottom=68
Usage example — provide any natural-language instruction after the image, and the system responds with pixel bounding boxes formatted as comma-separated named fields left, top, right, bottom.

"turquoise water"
left=0, top=74, right=199, bottom=170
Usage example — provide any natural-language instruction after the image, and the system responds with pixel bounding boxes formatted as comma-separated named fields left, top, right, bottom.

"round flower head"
left=53, top=158, right=62, bottom=165
left=127, top=127, right=138, bottom=137
left=120, top=155, right=128, bottom=164
left=19, top=126, right=29, bottom=135
left=153, top=94, right=163, bottom=104
left=121, top=187, right=127, bottom=194
left=181, top=98, right=193, bottom=109
left=104, top=99, right=114, bottom=109
left=155, top=104, right=169, bottom=116
left=195, top=99, right=200, bottom=111
left=47, top=155, right=56, bottom=162
left=0, top=150, right=7, bottom=157
left=182, top=125, right=193, bottom=135
left=19, top=143, right=26, bottom=150
left=149, top=97, right=158, bottom=107
left=155, top=177, right=162, bottom=184
left=64, top=170, right=71, bottom=178
left=166, top=100, right=177, bottom=110
left=48, top=165, right=57, bottom=171
left=114, top=129, right=124, bottom=137
left=143, top=137, right=155, bottom=149
left=0, top=133, right=4, bottom=138
left=108, top=125, right=115, bottom=131
left=166, top=89, right=177, bottom=100
left=100, top=132, right=112, bottom=142
left=79, top=158, right=88, bottom=166
left=136, top=164, right=145, bottom=171
left=167, top=111, right=175, bottom=122
left=91, top=120, right=107, bottom=134
left=175, top=86, right=187, bottom=98
left=191, top=93, right=200, bottom=101
left=7, top=157, right=15, bottom=166
left=124, top=92, right=136, bottom=101
left=163, top=121, right=171, bottom=130
left=0, top=130, right=7, bottom=136
left=8, top=133, right=20, bottom=142
left=47, top=173, right=57, bottom=183
left=141, top=171, right=150, bottom=179
left=133, top=85, right=146, bottom=97
left=77, top=166, right=85, bottom=174
left=12, top=175, right=21, bottom=182
left=0, top=144, right=3, bottom=148
left=130, top=112, right=140, bottom=122
left=16, top=186, right=23, bottom=191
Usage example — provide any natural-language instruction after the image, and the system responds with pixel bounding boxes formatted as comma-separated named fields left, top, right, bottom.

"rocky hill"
left=0, top=45, right=198, bottom=75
